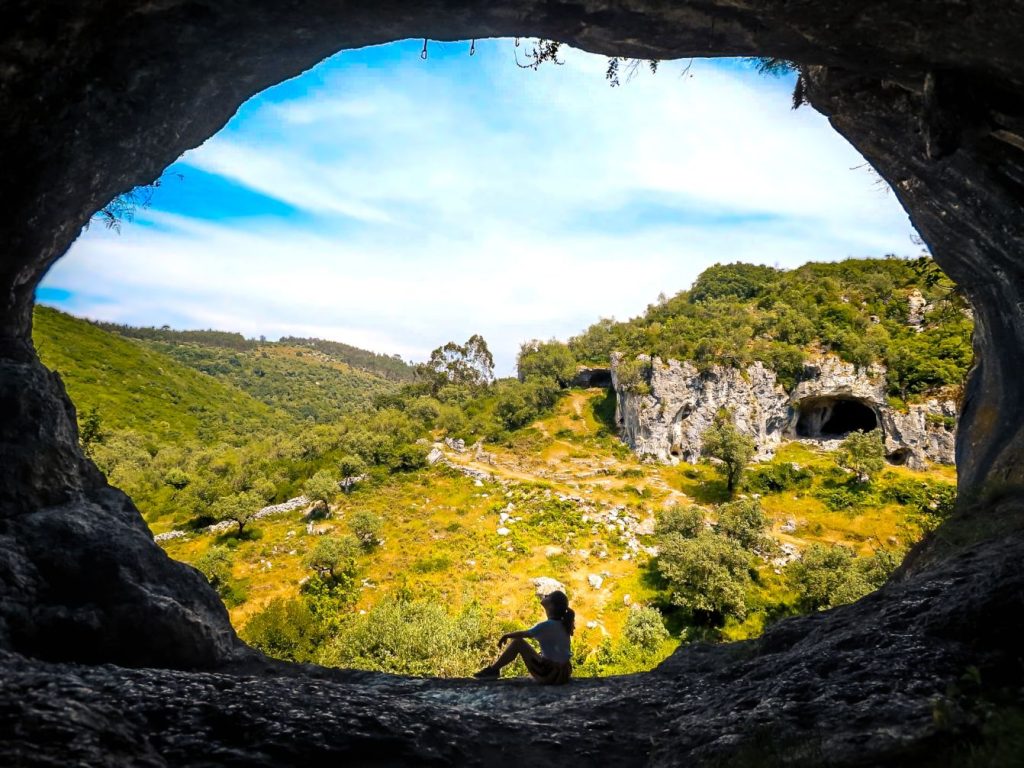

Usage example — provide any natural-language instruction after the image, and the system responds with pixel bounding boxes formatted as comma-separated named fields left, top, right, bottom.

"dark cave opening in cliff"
left=794, top=396, right=878, bottom=438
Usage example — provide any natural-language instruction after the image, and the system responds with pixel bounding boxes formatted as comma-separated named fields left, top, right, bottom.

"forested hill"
left=33, top=306, right=286, bottom=443
left=91, top=321, right=415, bottom=382
left=567, top=257, right=973, bottom=400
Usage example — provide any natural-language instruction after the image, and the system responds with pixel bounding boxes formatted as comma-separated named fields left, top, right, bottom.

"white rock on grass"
left=532, top=577, right=565, bottom=597
left=497, top=527, right=511, bottom=536
left=588, top=574, right=603, bottom=590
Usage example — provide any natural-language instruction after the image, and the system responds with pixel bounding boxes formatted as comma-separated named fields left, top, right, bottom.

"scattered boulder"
left=531, top=577, right=565, bottom=597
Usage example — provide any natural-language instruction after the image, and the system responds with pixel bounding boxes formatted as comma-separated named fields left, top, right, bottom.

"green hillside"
left=569, top=257, right=973, bottom=399
left=92, top=319, right=416, bottom=382
left=139, top=341, right=399, bottom=422
left=33, top=306, right=286, bottom=443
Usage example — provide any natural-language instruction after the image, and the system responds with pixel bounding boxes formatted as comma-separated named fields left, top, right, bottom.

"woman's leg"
left=490, top=638, right=541, bottom=671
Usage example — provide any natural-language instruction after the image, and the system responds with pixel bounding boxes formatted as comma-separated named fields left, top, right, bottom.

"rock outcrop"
left=612, top=354, right=956, bottom=469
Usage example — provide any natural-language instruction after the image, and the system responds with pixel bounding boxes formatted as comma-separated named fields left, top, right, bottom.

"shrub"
left=318, top=596, right=494, bottom=677
left=240, top=598, right=323, bottom=663
left=656, top=505, right=705, bottom=539
left=349, top=509, right=383, bottom=550
left=623, top=605, right=670, bottom=651
left=744, top=462, right=813, bottom=494
left=715, top=498, right=770, bottom=551
left=835, top=428, right=886, bottom=483
left=193, top=546, right=247, bottom=606
left=656, top=529, right=753, bottom=621
left=616, top=358, right=652, bottom=396
left=786, top=543, right=899, bottom=612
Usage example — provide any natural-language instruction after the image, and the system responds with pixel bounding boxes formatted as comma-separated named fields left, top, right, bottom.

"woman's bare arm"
left=497, top=630, right=531, bottom=646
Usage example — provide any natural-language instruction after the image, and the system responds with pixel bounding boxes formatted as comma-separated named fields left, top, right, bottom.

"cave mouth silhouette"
left=3, top=5, right=1024, bottom=764
left=794, top=396, right=879, bottom=438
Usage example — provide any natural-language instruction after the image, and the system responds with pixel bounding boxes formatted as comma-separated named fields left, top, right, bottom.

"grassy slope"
left=32, top=306, right=286, bottom=442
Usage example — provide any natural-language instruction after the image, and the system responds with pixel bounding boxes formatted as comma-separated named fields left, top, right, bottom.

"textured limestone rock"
left=612, top=353, right=956, bottom=469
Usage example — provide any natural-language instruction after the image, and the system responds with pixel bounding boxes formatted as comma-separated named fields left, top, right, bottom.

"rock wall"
left=612, top=353, right=956, bottom=469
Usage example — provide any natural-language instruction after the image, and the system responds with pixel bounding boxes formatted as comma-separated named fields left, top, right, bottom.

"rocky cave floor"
left=2, top=528, right=1023, bottom=767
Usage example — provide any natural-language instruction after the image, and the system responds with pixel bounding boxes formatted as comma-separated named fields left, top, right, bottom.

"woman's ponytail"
left=561, top=606, right=576, bottom=637
left=546, top=590, right=575, bottom=636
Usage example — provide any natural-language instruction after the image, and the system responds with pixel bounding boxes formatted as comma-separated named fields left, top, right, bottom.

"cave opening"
left=5, top=4, right=1024, bottom=763
left=795, top=396, right=878, bottom=438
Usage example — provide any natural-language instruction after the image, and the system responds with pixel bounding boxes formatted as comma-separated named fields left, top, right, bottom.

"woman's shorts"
left=524, top=654, right=572, bottom=685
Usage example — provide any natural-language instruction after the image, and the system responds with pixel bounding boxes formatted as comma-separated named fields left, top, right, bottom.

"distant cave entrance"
left=574, top=368, right=612, bottom=388
left=794, top=396, right=878, bottom=438
left=887, top=447, right=912, bottom=466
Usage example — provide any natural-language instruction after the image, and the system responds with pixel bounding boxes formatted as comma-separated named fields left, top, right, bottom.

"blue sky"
left=39, top=39, right=918, bottom=375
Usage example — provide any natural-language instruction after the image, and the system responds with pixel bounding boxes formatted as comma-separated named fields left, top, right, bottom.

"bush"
left=744, top=462, right=813, bottom=494
left=193, top=546, right=247, bottom=606
left=786, top=543, right=899, bottom=612
left=240, top=598, right=323, bottom=663
left=349, top=509, right=383, bottom=550
left=318, top=596, right=495, bottom=677
left=656, top=529, right=753, bottom=621
left=623, top=605, right=669, bottom=651
left=616, top=358, right=652, bottom=395
left=715, top=498, right=770, bottom=551
left=835, top=428, right=885, bottom=483
left=656, top=505, right=705, bottom=539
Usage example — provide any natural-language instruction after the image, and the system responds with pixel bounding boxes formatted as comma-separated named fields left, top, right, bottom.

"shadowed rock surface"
left=1, top=1, right=1024, bottom=764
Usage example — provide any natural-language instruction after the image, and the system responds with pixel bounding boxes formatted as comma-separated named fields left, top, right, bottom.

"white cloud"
left=43, top=43, right=917, bottom=375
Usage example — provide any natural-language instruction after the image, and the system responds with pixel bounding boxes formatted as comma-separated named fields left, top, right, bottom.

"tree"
left=79, top=405, right=104, bottom=457
left=788, top=544, right=865, bottom=611
left=715, top=498, right=770, bottom=551
left=419, top=335, right=495, bottom=391
left=656, top=529, right=753, bottom=621
left=163, top=466, right=192, bottom=490
left=304, top=535, right=360, bottom=584
left=303, top=470, right=339, bottom=512
left=517, top=340, right=577, bottom=387
left=349, top=509, right=383, bottom=550
left=655, top=505, right=705, bottom=539
left=835, top=428, right=886, bottom=483
left=240, top=597, right=323, bottom=663
left=623, top=605, right=669, bottom=652
left=211, top=491, right=262, bottom=536
left=701, top=409, right=756, bottom=495
left=337, top=454, right=368, bottom=493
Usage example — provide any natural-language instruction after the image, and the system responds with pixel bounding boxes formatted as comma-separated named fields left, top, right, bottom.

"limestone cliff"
left=612, top=353, right=956, bottom=469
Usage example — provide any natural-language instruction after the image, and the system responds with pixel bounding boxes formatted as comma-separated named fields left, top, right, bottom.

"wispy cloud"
left=41, top=40, right=917, bottom=374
